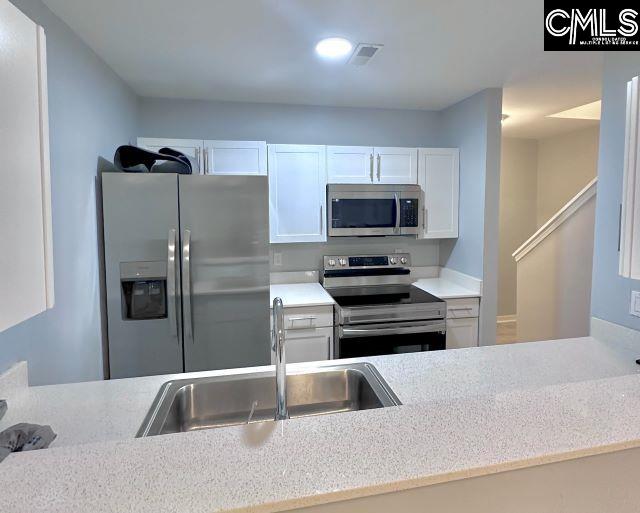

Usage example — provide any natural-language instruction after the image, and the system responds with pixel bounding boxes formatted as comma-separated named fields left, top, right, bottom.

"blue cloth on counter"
left=0, top=423, right=56, bottom=462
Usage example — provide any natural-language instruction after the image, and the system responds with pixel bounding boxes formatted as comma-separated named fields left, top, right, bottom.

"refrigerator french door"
left=102, top=173, right=270, bottom=379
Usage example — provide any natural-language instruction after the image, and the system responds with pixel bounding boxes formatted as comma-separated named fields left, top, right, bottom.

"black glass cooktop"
left=326, top=284, right=444, bottom=308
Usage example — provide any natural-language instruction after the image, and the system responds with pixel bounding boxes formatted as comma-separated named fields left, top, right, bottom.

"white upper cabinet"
left=620, top=75, right=640, bottom=279
left=374, top=147, right=418, bottom=184
left=327, top=146, right=375, bottom=183
left=418, top=148, right=459, bottom=239
left=0, top=1, right=53, bottom=332
left=268, top=144, right=327, bottom=243
left=204, top=140, right=267, bottom=176
left=327, top=146, right=418, bottom=184
left=137, top=137, right=204, bottom=174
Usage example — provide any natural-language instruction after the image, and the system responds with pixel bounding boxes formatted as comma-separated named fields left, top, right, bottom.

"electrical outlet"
left=630, top=291, right=640, bottom=317
left=273, top=252, right=282, bottom=266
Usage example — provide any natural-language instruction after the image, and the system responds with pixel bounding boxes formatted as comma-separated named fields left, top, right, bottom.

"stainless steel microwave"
left=327, top=184, right=422, bottom=237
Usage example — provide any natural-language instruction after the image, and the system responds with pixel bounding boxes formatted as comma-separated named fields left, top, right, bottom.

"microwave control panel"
left=400, top=199, right=419, bottom=227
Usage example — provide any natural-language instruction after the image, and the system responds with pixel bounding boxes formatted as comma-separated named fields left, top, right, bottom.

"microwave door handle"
left=394, top=193, right=401, bottom=233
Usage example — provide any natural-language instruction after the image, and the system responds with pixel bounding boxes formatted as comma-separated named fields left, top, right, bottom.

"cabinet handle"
left=203, top=147, right=209, bottom=174
left=369, top=154, right=374, bottom=182
left=320, top=205, right=323, bottom=233
left=195, top=148, right=201, bottom=172
left=289, top=316, right=317, bottom=329
left=376, top=154, right=381, bottom=181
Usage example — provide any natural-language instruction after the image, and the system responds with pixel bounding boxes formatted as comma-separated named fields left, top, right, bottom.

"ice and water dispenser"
left=120, top=261, right=167, bottom=320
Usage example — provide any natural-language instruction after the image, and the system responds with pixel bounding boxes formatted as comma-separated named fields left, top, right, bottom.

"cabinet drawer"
left=278, top=305, right=333, bottom=329
left=446, top=298, right=479, bottom=318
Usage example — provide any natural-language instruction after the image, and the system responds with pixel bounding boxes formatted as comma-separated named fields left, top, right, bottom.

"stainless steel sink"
left=137, top=363, right=400, bottom=437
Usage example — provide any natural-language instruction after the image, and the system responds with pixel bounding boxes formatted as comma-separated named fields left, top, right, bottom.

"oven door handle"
left=340, top=321, right=446, bottom=338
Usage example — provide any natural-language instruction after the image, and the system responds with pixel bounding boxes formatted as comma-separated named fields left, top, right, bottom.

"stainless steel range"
left=322, top=254, right=446, bottom=359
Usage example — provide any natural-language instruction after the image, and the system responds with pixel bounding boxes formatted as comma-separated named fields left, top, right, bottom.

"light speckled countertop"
left=2, top=336, right=640, bottom=512
left=412, top=278, right=480, bottom=299
left=269, top=283, right=334, bottom=308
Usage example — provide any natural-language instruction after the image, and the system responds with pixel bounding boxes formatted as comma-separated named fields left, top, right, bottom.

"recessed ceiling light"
left=315, top=38, right=353, bottom=59
left=547, top=100, right=601, bottom=120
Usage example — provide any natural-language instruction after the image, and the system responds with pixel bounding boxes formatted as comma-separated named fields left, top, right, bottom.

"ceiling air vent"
left=349, top=44, right=383, bottom=66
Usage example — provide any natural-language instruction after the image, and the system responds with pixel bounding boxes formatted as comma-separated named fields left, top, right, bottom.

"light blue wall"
left=0, top=0, right=138, bottom=385
left=591, top=52, right=640, bottom=331
left=139, top=97, right=444, bottom=147
left=439, top=89, right=503, bottom=345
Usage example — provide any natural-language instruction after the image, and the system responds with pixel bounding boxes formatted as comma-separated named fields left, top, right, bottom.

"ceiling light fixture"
left=315, top=37, right=353, bottom=59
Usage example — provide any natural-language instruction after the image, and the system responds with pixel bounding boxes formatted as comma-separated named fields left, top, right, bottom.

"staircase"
left=512, top=178, right=597, bottom=342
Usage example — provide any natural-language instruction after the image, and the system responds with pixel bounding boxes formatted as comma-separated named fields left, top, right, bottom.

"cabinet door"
left=137, top=137, right=204, bottom=174
left=374, top=147, right=417, bottom=184
left=271, top=327, right=332, bottom=364
left=446, top=317, right=478, bottom=349
left=418, top=148, right=459, bottom=239
left=204, top=140, right=267, bottom=176
left=268, top=144, right=327, bottom=243
left=327, top=146, right=374, bottom=183
left=0, top=6, right=53, bottom=332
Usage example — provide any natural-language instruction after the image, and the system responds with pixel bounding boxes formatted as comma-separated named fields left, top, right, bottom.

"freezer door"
left=102, top=173, right=183, bottom=378
left=179, top=175, right=270, bottom=371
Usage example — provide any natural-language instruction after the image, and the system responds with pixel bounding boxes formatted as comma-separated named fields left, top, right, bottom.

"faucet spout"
left=272, top=297, right=288, bottom=421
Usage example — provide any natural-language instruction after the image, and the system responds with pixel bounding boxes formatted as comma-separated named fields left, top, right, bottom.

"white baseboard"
left=497, top=315, right=516, bottom=324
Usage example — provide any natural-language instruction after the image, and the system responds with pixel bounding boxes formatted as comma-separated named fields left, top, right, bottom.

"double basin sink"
left=137, top=363, right=400, bottom=437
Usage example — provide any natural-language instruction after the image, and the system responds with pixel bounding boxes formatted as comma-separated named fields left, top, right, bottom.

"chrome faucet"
left=272, top=297, right=288, bottom=421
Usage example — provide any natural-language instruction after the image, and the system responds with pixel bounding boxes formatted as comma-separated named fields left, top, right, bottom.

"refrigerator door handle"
left=182, top=229, right=194, bottom=344
left=167, top=228, right=178, bottom=339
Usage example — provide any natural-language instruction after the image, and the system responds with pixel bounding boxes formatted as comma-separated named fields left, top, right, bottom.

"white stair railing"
left=512, top=177, right=597, bottom=343
left=513, top=177, right=597, bottom=262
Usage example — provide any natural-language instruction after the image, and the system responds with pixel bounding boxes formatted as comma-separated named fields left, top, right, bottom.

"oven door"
left=328, top=191, right=399, bottom=237
left=337, top=319, right=446, bottom=358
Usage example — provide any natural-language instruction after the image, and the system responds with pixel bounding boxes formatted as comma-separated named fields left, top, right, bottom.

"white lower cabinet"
left=446, top=317, right=479, bottom=349
left=281, top=327, right=333, bottom=364
left=445, top=297, right=479, bottom=349
left=270, top=304, right=334, bottom=364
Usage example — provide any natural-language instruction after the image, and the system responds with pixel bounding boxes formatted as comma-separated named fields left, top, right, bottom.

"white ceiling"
left=42, top=0, right=603, bottom=139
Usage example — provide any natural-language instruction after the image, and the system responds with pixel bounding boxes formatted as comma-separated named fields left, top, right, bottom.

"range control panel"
left=323, top=253, right=411, bottom=270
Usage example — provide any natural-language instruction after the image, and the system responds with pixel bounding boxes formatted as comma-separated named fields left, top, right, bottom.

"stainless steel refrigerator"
left=101, top=173, right=270, bottom=379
